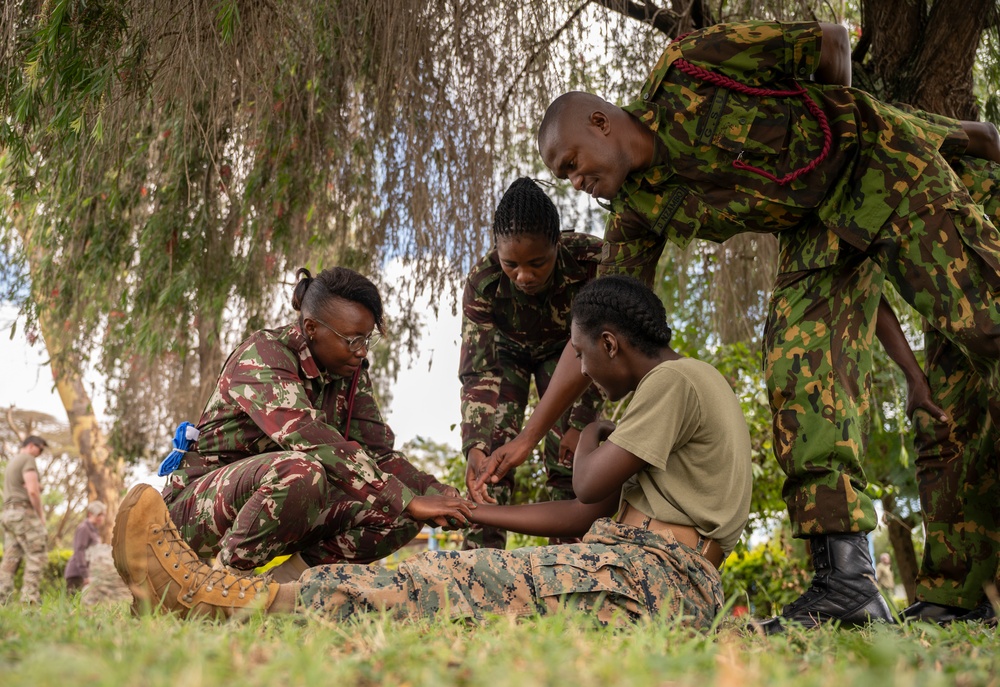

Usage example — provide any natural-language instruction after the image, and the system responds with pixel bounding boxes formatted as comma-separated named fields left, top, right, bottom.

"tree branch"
left=590, top=0, right=680, bottom=35
left=497, top=1, right=591, bottom=118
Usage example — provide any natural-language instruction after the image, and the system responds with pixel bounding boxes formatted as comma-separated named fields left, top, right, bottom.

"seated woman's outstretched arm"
left=468, top=492, right=619, bottom=539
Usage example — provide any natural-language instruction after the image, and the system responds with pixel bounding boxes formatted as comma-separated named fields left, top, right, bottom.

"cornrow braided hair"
left=571, top=275, right=672, bottom=357
left=292, top=266, right=385, bottom=333
left=493, top=177, right=560, bottom=246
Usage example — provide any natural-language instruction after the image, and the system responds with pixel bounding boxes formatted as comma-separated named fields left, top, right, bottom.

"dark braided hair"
left=493, top=177, right=560, bottom=245
left=571, top=276, right=672, bottom=357
left=292, top=267, right=385, bottom=333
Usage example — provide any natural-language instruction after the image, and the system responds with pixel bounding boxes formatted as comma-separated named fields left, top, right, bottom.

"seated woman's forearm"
left=467, top=495, right=618, bottom=538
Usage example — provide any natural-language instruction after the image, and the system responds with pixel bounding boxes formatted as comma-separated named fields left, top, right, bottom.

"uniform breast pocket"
left=704, top=90, right=789, bottom=158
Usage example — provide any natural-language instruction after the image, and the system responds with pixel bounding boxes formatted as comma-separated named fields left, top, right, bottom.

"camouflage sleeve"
left=224, top=341, right=417, bottom=514
left=349, top=368, right=449, bottom=496
left=567, top=383, right=604, bottom=432
left=458, top=275, right=501, bottom=456
left=888, top=103, right=970, bottom=161
left=678, top=20, right=822, bottom=85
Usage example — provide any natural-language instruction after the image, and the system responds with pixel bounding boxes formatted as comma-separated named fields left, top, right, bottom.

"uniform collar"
left=289, top=324, right=323, bottom=380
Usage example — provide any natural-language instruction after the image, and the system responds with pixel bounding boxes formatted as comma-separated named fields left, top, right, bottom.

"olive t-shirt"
left=3, top=449, right=40, bottom=508
left=608, top=358, right=752, bottom=555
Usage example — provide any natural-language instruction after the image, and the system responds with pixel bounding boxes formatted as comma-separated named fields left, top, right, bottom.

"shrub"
left=721, top=536, right=811, bottom=618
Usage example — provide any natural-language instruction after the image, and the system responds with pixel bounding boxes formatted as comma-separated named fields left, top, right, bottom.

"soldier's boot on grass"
left=956, top=597, right=998, bottom=627
left=112, top=484, right=279, bottom=619
left=900, top=601, right=967, bottom=625
left=756, top=533, right=893, bottom=635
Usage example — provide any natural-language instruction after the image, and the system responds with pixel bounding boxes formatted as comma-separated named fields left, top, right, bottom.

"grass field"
left=1, top=593, right=997, bottom=687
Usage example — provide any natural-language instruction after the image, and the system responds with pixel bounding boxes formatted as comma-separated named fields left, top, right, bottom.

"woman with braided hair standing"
left=114, top=275, right=752, bottom=628
left=460, top=176, right=604, bottom=548
left=158, top=266, right=473, bottom=582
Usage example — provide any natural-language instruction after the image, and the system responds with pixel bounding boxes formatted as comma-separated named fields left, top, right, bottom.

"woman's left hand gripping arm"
left=405, top=494, right=478, bottom=530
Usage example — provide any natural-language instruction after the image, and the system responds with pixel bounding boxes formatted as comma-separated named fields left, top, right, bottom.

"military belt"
left=616, top=503, right=725, bottom=569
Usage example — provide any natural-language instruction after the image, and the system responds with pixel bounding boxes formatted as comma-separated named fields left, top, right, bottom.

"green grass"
left=1, top=593, right=997, bottom=687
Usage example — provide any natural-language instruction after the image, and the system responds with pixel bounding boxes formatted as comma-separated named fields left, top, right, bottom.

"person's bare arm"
left=962, top=120, right=1000, bottom=163
left=571, top=420, right=645, bottom=504
left=815, top=22, right=852, bottom=87
left=23, top=470, right=44, bottom=520
left=469, top=494, right=618, bottom=538
left=875, top=297, right=947, bottom=422
left=476, top=340, right=592, bottom=489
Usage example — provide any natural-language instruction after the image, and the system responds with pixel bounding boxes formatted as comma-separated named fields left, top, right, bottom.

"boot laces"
left=153, top=519, right=264, bottom=601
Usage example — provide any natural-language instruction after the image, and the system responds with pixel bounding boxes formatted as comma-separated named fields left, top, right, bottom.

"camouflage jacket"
left=603, top=20, right=960, bottom=284
left=167, top=324, right=447, bottom=516
left=459, top=232, right=604, bottom=456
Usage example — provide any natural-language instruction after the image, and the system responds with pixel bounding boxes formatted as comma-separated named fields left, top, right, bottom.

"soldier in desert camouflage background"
left=0, top=436, right=49, bottom=605
left=460, top=177, right=604, bottom=548
left=476, top=20, right=1000, bottom=633
left=159, top=266, right=474, bottom=578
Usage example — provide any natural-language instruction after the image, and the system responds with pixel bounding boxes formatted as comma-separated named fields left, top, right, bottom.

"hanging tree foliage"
left=2, top=0, right=998, bottom=550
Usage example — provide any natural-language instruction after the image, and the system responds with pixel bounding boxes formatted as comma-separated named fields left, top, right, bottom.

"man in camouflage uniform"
left=163, top=324, right=460, bottom=571
left=0, top=436, right=49, bottom=605
left=460, top=228, right=604, bottom=548
left=533, top=21, right=1000, bottom=632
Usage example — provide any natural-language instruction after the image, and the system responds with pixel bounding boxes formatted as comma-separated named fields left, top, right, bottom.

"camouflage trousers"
left=164, top=452, right=420, bottom=570
left=464, top=351, right=602, bottom=550
left=298, top=518, right=723, bottom=629
left=912, top=329, right=1000, bottom=609
left=765, top=189, right=1000, bottom=537
left=0, top=505, right=48, bottom=604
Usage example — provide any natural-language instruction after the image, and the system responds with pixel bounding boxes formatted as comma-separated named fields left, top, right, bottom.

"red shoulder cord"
left=670, top=44, right=832, bottom=185
left=343, top=364, right=361, bottom=442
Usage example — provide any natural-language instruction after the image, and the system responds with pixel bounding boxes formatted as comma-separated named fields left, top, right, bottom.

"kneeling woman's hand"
left=405, top=494, right=477, bottom=530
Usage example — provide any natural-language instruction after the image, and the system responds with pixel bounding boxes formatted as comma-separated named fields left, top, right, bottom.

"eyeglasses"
left=312, top=317, right=382, bottom=352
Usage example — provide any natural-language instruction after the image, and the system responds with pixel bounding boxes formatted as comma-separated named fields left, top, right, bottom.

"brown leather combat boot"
left=112, top=484, right=279, bottom=619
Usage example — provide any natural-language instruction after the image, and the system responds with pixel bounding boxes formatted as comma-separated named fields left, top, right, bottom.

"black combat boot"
left=900, top=600, right=966, bottom=625
left=955, top=598, right=998, bottom=627
left=755, top=533, right=894, bottom=634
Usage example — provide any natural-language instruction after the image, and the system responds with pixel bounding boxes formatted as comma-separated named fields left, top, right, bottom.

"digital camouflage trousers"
left=298, top=518, right=723, bottom=629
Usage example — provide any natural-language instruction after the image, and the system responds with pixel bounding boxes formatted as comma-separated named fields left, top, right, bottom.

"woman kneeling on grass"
left=113, top=275, right=752, bottom=629
left=158, top=266, right=471, bottom=580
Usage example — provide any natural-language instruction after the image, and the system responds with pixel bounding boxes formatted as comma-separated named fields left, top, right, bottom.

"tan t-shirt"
left=3, top=449, right=40, bottom=508
left=608, top=358, right=752, bottom=555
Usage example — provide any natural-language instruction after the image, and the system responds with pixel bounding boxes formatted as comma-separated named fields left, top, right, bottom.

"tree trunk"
left=48, top=357, right=125, bottom=542
left=882, top=492, right=919, bottom=603
left=15, top=221, right=125, bottom=542
left=856, top=0, right=997, bottom=117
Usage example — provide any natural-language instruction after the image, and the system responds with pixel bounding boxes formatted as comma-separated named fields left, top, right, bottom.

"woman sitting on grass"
left=114, top=275, right=752, bottom=629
